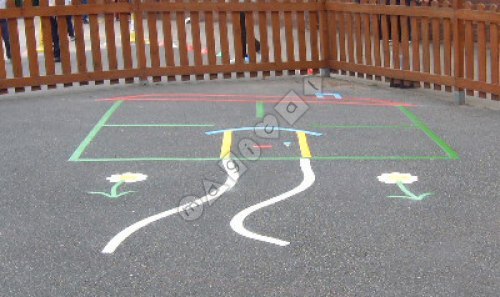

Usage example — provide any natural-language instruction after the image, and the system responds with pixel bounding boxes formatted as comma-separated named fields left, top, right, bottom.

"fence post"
left=133, top=0, right=148, bottom=84
left=320, top=0, right=331, bottom=77
left=453, top=0, right=465, bottom=104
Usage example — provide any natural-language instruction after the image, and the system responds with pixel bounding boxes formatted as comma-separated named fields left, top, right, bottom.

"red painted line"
left=253, top=144, right=273, bottom=149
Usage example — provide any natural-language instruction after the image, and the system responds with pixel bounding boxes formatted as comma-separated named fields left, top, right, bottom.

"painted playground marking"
left=230, top=158, right=315, bottom=246
left=101, top=158, right=239, bottom=254
left=378, top=172, right=432, bottom=201
left=64, top=92, right=462, bottom=254
left=88, top=172, right=147, bottom=199
left=205, top=127, right=322, bottom=137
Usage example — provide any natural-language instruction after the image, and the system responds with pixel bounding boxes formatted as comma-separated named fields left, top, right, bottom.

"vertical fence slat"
left=345, top=8, right=355, bottom=76
left=258, top=3, right=270, bottom=77
left=309, top=1, right=319, bottom=74
left=232, top=0, right=244, bottom=78
left=328, top=8, right=338, bottom=74
left=422, top=13, right=431, bottom=88
left=88, top=0, right=103, bottom=85
left=40, top=0, right=56, bottom=89
left=431, top=0, right=441, bottom=90
left=464, top=2, right=474, bottom=96
left=477, top=4, right=487, bottom=98
left=161, top=0, right=175, bottom=81
left=133, top=0, right=147, bottom=82
left=354, top=4, right=363, bottom=78
left=297, top=2, right=307, bottom=74
left=361, top=0, right=372, bottom=80
left=338, top=2, right=346, bottom=75
left=147, top=0, right=161, bottom=82
left=176, top=0, right=190, bottom=81
left=390, top=0, right=400, bottom=71
left=118, top=0, right=133, bottom=83
left=490, top=5, right=499, bottom=100
left=204, top=1, right=217, bottom=80
left=371, top=0, right=381, bottom=80
left=381, top=5, right=390, bottom=80
left=7, top=1, right=24, bottom=92
left=0, top=23, right=7, bottom=94
left=23, top=0, right=41, bottom=91
left=190, top=3, right=204, bottom=80
left=245, top=1, right=258, bottom=78
left=271, top=1, right=282, bottom=76
left=103, top=0, right=118, bottom=84
left=443, top=0, right=452, bottom=91
left=410, top=0, right=420, bottom=84
left=56, top=0, right=72, bottom=87
left=74, top=0, right=89, bottom=86
left=400, top=1, right=410, bottom=73
left=319, top=0, right=329, bottom=75
left=217, top=0, right=231, bottom=78
left=284, top=0, right=295, bottom=75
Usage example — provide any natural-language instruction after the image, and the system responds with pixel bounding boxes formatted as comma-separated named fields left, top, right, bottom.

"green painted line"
left=104, top=124, right=215, bottom=127
left=68, top=101, right=124, bottom=161
left=74, top=157, right=222, bottom=162
left=311, top=124, right=415, bottom=129
left=313, top=155, right=453, bottom=161
left=256, top=101, right=265, bottom=119
left=72, top=155, right=453, bottom=162
left=398, top=106, right=460, bottom=160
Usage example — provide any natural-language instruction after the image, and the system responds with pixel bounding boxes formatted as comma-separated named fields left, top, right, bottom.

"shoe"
left=70, top=36, right=76, bottom=41
left=54, top=57, right=61, bottom=63
left=185, top=17, right=191, bottom=25
left=255, top=40, right=261, bottom=53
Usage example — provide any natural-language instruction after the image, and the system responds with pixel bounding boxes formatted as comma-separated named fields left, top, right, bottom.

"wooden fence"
left=0, top=0, right=498, bottom=100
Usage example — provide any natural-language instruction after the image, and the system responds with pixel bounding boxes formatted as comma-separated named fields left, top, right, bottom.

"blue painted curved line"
left=205, top=127, right=323, bottom=136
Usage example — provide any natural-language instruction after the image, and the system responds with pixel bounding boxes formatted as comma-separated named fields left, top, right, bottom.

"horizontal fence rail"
left=0, top=0, right=498, bottom=100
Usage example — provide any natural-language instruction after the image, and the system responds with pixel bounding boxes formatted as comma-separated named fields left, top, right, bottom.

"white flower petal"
left=106, top=173, right=148, bottom=183
left=378, top=172, right=418, bottom=184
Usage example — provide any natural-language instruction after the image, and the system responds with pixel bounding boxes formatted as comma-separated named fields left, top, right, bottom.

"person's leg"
left=50, top=17, right=61, bottom=60
left=82, top=0, right=89, bottom=23
left=66, top=16, right=75, bottom=38
left=240, top=12, right=247, bottom=58
left=0, top=19, right=11, bottom=59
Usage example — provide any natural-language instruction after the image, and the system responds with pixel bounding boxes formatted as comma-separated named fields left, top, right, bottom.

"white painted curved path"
left=102, top=159, right=240, bottom=254
left=230, top=158, right=315, bottom=246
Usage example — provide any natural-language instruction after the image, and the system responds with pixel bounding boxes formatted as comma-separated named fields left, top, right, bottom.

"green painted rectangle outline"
left=69, top=102, right=459, bottom=162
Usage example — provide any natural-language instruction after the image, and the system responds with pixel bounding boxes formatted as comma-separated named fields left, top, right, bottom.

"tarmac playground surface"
left=0, top=77, right=498, bottom=296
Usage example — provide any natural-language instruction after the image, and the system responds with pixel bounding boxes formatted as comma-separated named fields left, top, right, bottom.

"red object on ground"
left=201, top=48, right=208, bottom=55
left=187, top=44, right=194, bottom=51
left=307, top=68, right=314, bottom=75
left=253, top=145, right=273, bottom=149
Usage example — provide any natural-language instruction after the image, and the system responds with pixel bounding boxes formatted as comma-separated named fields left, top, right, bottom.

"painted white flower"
left=107, top=172, right=148, bottom=183
left=377, top=172, right=418, bottom=184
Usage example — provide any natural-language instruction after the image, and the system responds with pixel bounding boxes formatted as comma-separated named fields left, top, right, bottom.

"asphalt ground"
left=0, top=77, right=498, bottom=296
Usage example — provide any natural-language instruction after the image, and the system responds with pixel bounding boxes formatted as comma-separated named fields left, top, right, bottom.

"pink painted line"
left=253, top=145, right=273, bottom=149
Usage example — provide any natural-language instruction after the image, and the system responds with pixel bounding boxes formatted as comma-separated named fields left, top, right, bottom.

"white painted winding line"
left=102, top=159, right=239, bottom=254
left=230, top=158, right=315, bottom=246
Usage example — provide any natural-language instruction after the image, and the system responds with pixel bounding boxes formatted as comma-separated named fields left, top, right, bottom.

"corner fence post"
left=453, top=0, right=465, bottom=104
left=320, top=0, right=331, bottom=77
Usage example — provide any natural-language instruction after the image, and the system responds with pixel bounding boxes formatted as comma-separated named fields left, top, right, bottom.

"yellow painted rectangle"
left=220, top=131, right=233, bottom=159
left=297, top=131, right=312, bottom=158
